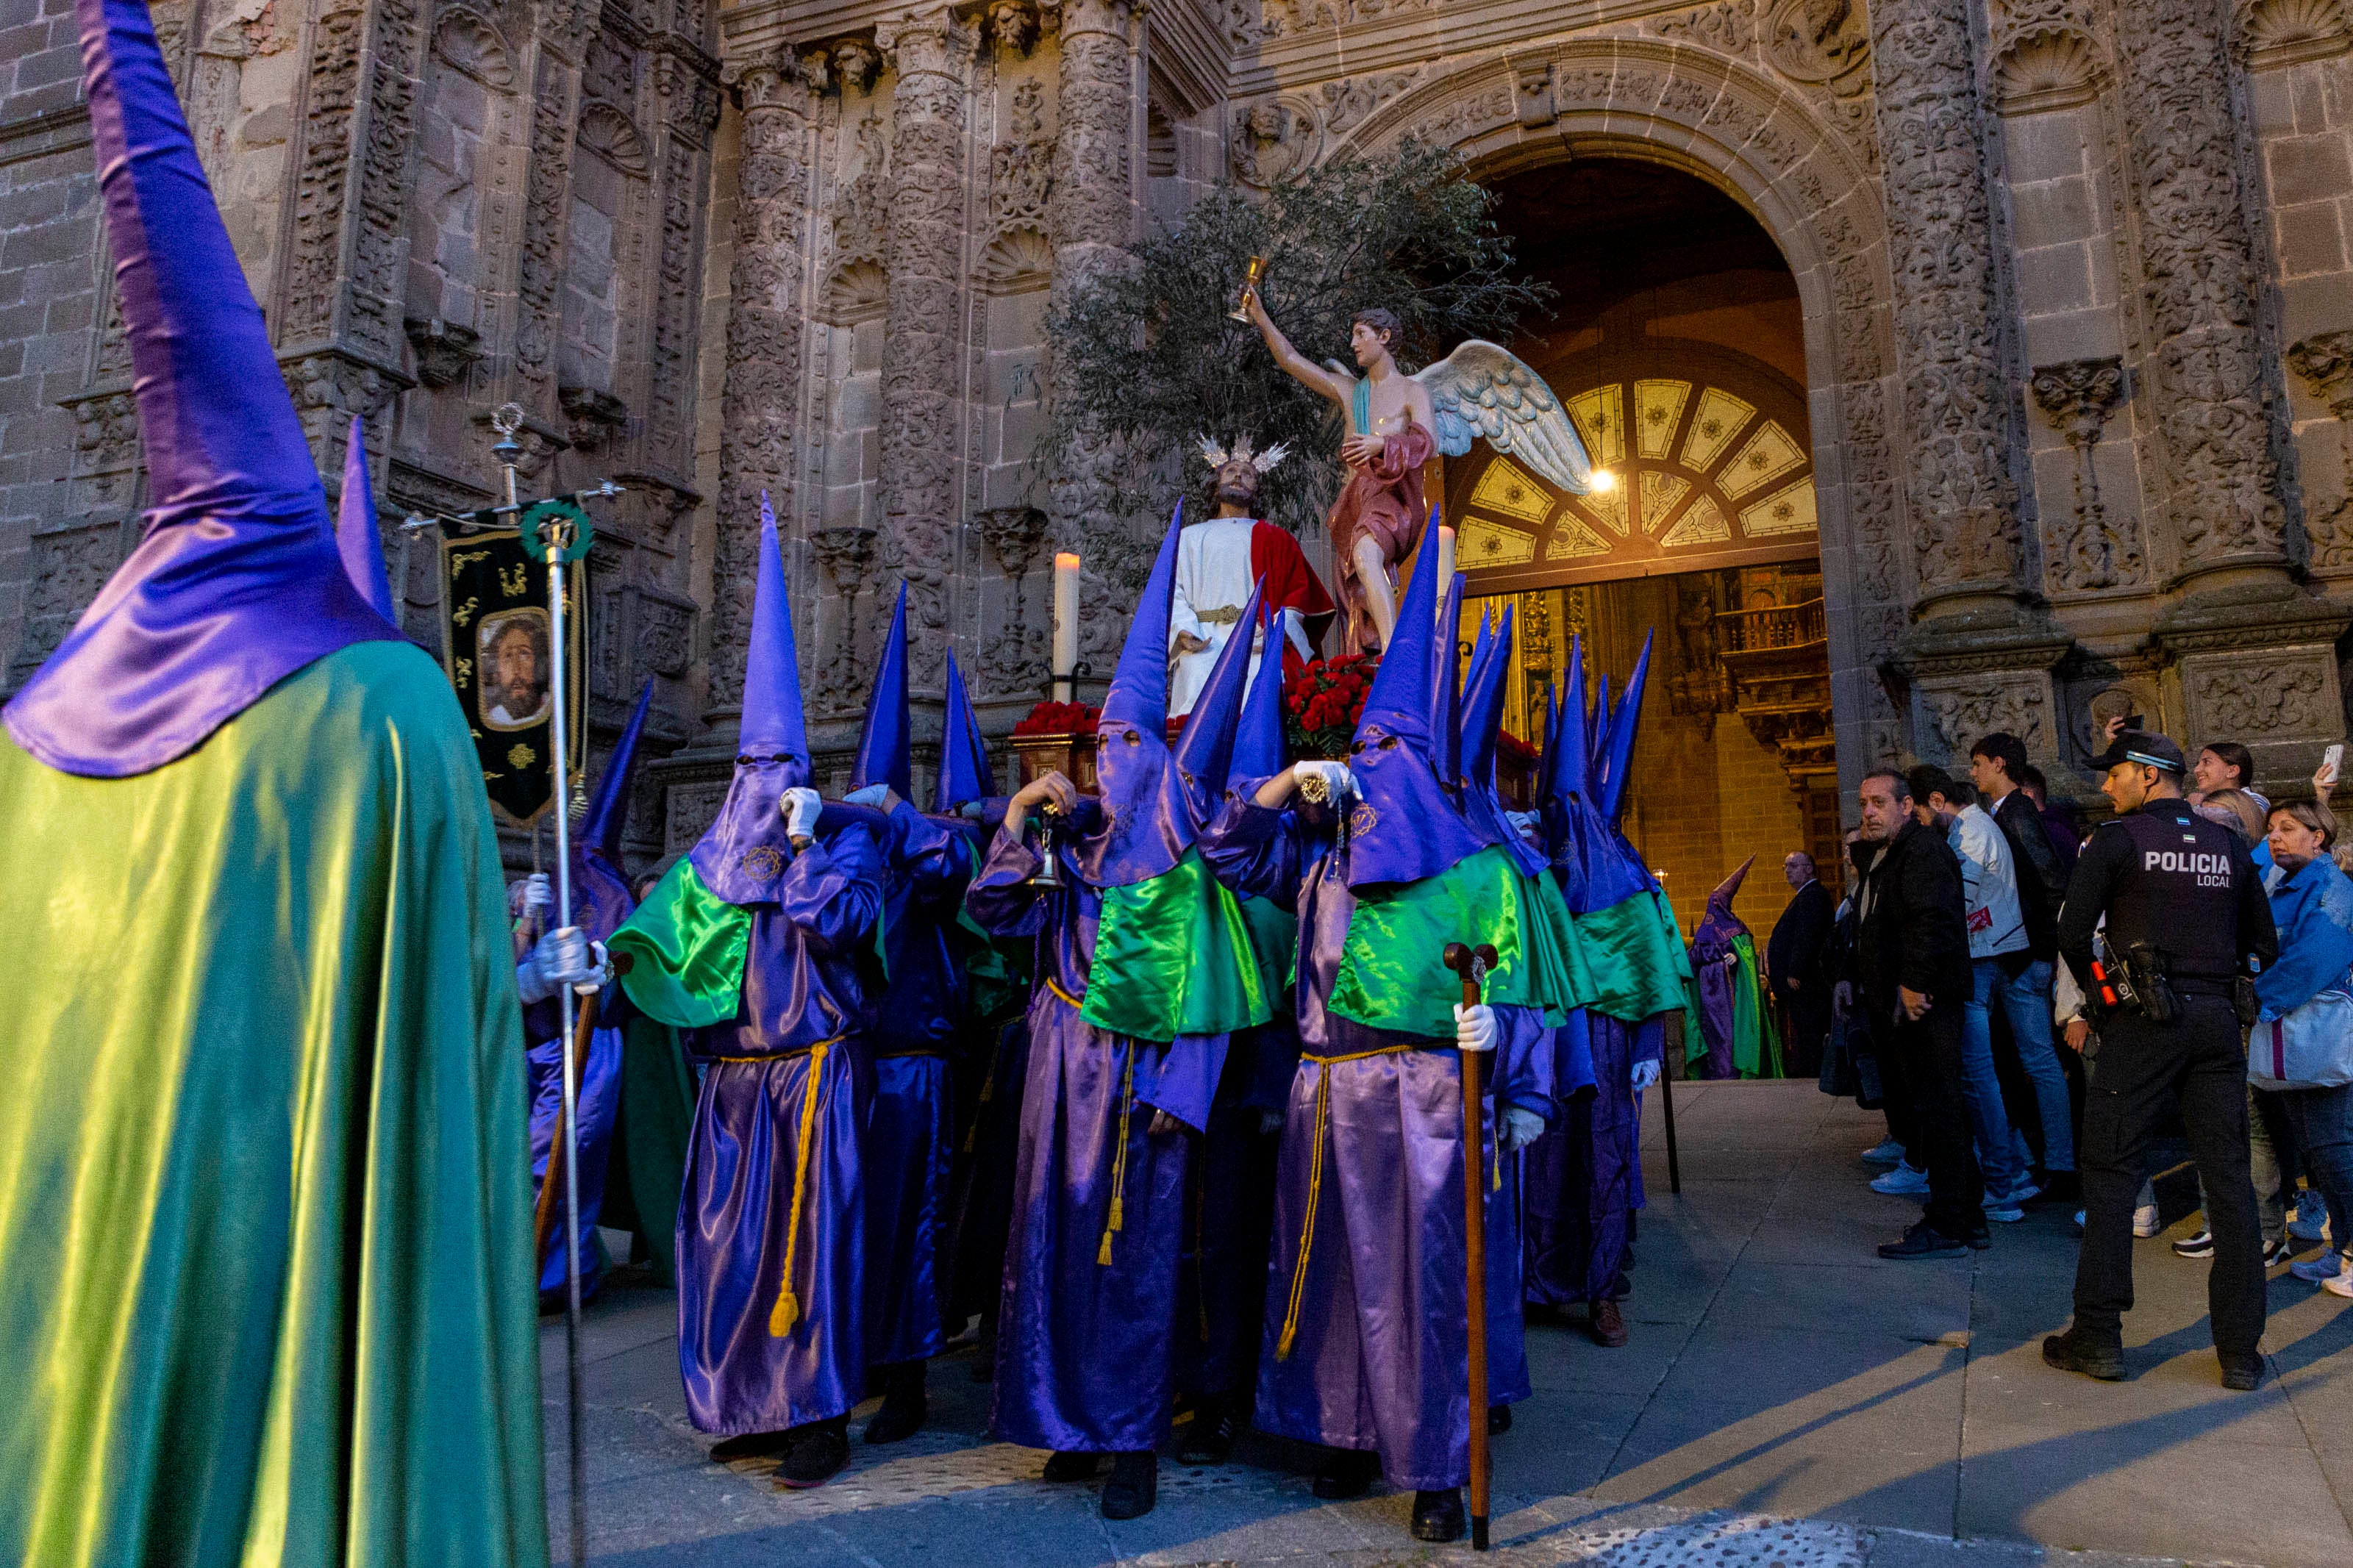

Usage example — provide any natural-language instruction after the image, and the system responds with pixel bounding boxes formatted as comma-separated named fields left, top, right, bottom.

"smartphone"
left=2324, top=742, right=2343, bottom=790
left=2124, top=713, right=2145, bottom=731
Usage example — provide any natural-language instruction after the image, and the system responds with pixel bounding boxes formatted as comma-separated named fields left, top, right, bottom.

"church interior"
left=1446, top=157, right=1838, bottom=945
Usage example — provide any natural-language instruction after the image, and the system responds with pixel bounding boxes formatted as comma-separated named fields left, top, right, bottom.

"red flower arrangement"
left=1283, top=654, right=1379, bottom=761
left=1013, top=699, right=1100, bottom=736
left=1496, top=729, right=1538, bottom=767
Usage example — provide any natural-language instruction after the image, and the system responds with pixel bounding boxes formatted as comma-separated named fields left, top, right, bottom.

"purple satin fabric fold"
left=529, top=1022, right=624, bottom=1296
left=1177, top=1041, right=1284, bottom=1404
left=676, top=1050, right=868, bottom=1434
left=689, top=755, right=804, bottom=905
left=947, top=1017, right=1032, bottom=1328
left=1071, top=718, right=1204, bottom=889
left=863, top=1053, right=952, bottom=1368
left=869, top=803, right=970, bottom=1046
left=1522, top=1012, right=1642, bottom=1308
left=1343, top=724, right=1490, bottom=889
left=1690, top=958, right=1739, bottom=1080
left=5, top=0, right=398, bottom=777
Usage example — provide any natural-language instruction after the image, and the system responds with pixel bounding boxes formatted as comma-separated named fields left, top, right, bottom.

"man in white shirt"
left=1168, top=437, right=1334, bottom=717
left=1910, top=765, right=2046, bottom=1221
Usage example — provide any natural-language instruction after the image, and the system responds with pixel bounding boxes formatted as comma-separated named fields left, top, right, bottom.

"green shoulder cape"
left=1330, top=845, right=1594, bottom=1038
left=1081, top=848, right=1271, bottom=1042
left=610, top=857, right=751, bottom=1029
left=0, top=642, right=545, bottom=1567
left=1576, top=884, right=1696, bottom=1023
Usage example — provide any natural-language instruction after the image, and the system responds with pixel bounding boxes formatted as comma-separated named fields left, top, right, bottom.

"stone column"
left=2126, top=2, right=2347, bottom=786
left=877, top=7, right=974, bottom=690
left=707, top=49, right=813, bottom=732
left=1870, top=0, right=2066, bottom=767
left=1046, top=0, right=1144, bottom=666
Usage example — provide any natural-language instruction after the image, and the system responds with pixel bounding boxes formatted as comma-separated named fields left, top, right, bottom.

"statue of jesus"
left=1245, top=295, right=1432, bottom=655
left=1242, top=285, right=1597, bottom=656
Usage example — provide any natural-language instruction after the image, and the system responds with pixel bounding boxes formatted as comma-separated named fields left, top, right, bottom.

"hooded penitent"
left=576, top=680, right=654, bottom=945
left=2, top=4, right=400, bottom=778
left=932, top=646, right=995, bottom=813
left=1459, top=604, right=1549, bottom=878
left=689, top=495, right=813, bottom=906
left=852, top=584, right=915, bottom=803
left=336, top=415, right=399, bottom=621
left=0, top=4, right=542, bottom=1557
left=1172, top=578, right=1268, bottom=809
left=1232, top=598, right=1290, bottom=785
left=1690, top=854, right=1779, bottom=1079
left=1073, top=506, right=1202, bottom=889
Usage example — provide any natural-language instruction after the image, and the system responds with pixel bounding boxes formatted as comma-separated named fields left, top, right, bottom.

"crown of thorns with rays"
left=1197, top=434, right=1292, bottom=475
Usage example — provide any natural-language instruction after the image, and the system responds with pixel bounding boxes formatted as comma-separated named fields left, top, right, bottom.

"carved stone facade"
left=7, top=0, right=2353, bottom=859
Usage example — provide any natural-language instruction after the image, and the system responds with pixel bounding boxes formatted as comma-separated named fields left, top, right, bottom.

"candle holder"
left=1024, top=804, right=1064, bottom=891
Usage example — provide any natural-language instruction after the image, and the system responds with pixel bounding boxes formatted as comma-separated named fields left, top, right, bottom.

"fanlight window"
left=1454, top=368, right=1817, bottom=590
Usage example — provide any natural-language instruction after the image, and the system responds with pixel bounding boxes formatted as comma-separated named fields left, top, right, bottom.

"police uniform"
left=2052, top=735, right=2277, bottom=1381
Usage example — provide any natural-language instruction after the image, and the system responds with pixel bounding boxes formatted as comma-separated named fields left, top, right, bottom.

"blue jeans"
left=1962, top=960, right=2033, bottom=1197
left=2280, top=1081, right=2353, bottom=1264
left=1988, top=957, right=2076, bottom=1174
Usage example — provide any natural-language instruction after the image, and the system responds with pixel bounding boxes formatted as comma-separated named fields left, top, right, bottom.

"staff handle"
left=1443, top=940, right=1499, bottom=1552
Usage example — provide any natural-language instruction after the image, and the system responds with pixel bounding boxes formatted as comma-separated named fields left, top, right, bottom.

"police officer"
left=2044, top=731, right=2277, bottom=1390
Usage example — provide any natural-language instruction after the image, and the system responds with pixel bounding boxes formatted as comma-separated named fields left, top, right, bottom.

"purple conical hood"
left=4, top=0, right=400, bottom=776
left=1707, top=853, right=1754, bottom=916
left=1075, top=513, right=1199, bottom=888
left=581, top=680, right=654, bottom=863
left=1553, top=634, right=1590, bottom=800
left=1692, top=853, right=1756, bottom=957
left=1545, top=633, right=1647, bottom=914
left=851, top=582, right=913, bottom=799
left=336, top=415, right=398, bottom=620
left=1428, top=568, right=1465, bottom=787
left=932, top=646, right=993, bottom=812
left=1231, top=600, right=1288, bottom=784
left=690, top=495, right=812, bottom=904
left=1172, top=578, right=1265, bottom=804
left=1588, top=673, right=1613, bottom=775
left=1346, top=511, right=1486, bottom=888
left=1461, top=604, right=1511, bottom=787
left=1599, top=631, right=1653, bottom=825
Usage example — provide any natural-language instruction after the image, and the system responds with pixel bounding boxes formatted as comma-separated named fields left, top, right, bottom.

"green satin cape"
left=1575, top=886, right=1696, bottom=1023
left=1240, top=893, right=1300, bottom=1000
left=611, top=857, right=751, bottom=1028
left=1329, top=846, right=1593, bottom=1038
left=1082, top=849, right=1271, bottom=1042
left=0, top=642, right=546, bottom=1567
left=600, top=1014, right=699, bottom=1283
left=1729, top=931, right=1784, bottom=1078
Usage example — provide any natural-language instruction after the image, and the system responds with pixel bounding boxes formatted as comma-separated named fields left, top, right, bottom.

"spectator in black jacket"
left=1767, top=851, right=1835, bottom=1078
left=2018, top=765, right=2080, bottom=878
left=1839, top=767, right=1986, bottom=1257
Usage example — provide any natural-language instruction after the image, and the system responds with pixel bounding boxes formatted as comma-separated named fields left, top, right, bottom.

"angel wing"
left=1412, top=340, right=1593, bottom=495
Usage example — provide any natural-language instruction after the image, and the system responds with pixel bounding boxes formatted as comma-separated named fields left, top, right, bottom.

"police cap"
left=2088, top=729, right=2188, bottom=775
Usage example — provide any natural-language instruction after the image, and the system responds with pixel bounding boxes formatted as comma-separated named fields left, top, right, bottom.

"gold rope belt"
left=703, top=1034, right=845, bottom=1339
left=1043, top=975, right=1085, bottom=1010
left=1274, top=1041, right=1418, bottom=1360
left=1037, top=974, right=1140, bottom=1269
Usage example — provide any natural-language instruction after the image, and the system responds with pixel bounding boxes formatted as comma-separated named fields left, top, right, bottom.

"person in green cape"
left=0, top=1, right=548, bottom=1560
left=1690, top=856, right=1784, bottom=1080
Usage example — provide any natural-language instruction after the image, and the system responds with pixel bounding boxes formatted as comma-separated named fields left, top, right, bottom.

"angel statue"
left=1243, top=288, right=1593, bottom=654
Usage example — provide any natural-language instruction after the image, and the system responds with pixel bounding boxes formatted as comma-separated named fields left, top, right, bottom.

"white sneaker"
left=1985, top=1203, right=2026, bottom=1223
left=1997, top=1180, right=2043, bottom=1208
left=2133, top=1204, right=2160, bottom=1238
left=1872, top=1164, right=1931, bottom=1197
left=2324, top=1269, right=2352, bottom=1299
left=1862, top=1139, right=1906, bottom=1166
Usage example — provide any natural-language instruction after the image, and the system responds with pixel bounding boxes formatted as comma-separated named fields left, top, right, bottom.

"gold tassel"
left=768, top=1042, right=831, bottom=1338
left=1097, top=1045, right=1136, bottom=1267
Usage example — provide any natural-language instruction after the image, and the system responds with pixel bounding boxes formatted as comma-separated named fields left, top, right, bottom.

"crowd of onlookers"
left=1781, top=726, right=2352, bottom=1323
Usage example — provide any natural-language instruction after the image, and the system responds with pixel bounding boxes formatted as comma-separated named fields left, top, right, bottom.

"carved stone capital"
left=2288, top=329, right=2353, bottom=421
left=559, top=385, right=629, bottom=452
left=808, top=525, right=880, bottom=591
left=832, top=37, right=883, bottom=93
left=404, top=317, right=485, bottom=390
left=2030, top=357, right=2127, bottom=448
left=1910, top=670, right=2060, bottom=771
left=984, top=0, right=1042, bottom=54
left=974, top=504, right=1049, bottom=575
left=729, top=47, right=811, bottom=112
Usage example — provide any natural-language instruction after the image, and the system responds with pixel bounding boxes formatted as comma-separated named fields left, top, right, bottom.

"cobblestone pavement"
left=542, top=1081, right=2353, bottom=1567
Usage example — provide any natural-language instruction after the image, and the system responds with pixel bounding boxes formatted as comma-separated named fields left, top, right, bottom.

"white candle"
left=1052, top=551, right=1079, bottom=703
left=1435, top=526, right=1455, bottom=622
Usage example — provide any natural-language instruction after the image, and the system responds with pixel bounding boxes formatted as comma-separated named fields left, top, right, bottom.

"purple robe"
left=1176, top=1014, right=1299, bottom=1405
left=1522, top=1013, right=1663, bottom=1307
left=676, top=826, right=884, bottom=1436
left=1199, top=794, right=1546, bottom=1492
left=948, top=1014, right=1031, bottom=1333
left=863, top=803, right=974, bottom=1371
left=964, top=826, right=1226, bottom=1455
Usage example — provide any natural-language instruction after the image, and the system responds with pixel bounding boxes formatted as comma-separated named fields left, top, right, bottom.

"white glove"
left=782, top=786, right=822, bottom=841
left=1631, top=1059, right=1661, bottom=1093
left=519, top=872, right=551, bottom=918
left=1499, top=1106, right=1546, bottom=1152
left=576, top=939, right=612, bottom=995
left=1454, top=1001, right=1496, bottom=1054
left=1506, top=809, right=1542, bottom=841
left=518, top=926, right=594, bottom=1004
left=845, top=783, right=890, bottom=809
left=1291, top=759, right=1357, bottom=802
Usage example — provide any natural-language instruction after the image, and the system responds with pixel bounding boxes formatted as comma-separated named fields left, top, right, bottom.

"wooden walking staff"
left=531, top=953, right=636, bottom=1267
left=1443, top=940, right=1500, bottom=1553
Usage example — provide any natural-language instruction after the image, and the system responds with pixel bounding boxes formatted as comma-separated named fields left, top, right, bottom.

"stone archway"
left=1318, top=40, right=1913, bottom=787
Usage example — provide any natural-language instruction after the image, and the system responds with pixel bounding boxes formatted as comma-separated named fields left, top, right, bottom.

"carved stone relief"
left=1915, top=676, right=2055, bottom=766
left=1231, top=99, right=1320, bottom=187
left=2029, top=357, right=2146, bottom=592
left=2289, top=330, right=2353, bottom=573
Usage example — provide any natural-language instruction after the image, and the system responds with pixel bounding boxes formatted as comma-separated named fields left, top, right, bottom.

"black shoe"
left=1879, top=1220, right=1968, bottom=1259
left=1176, top=1397, right=1238, bottom=1464
left=709, top=1428, right=792, bottom=1464
left=2039, top=1171, right=2082, bottom=1205
left=1963, top=1225, right=1992, bottom=1251
left=773, top=1417, right=850, bottom=1489
left=2220, top=1353, right=2265, bottom=1392
left=1410, top=1487, right=1466, bottom=1543
left=1487, top=1402, right=1513, bottom=1436
left=1100, top=1450, right=1157, bottom=1520
left=1042, top=1450, right=1101, bottom=1483
left=863, top=1364, right=927, bottom=1445
left=1310, top=1447, right=1377, bottom=1500
left=2042, top=1326, right=2126, bottom=1382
